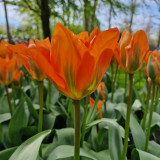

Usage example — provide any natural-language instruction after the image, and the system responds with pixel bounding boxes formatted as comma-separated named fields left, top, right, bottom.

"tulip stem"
left=5, top=85, right=13, bottom=116
left=124, top=72, right=127, bottom=97
left=111, top=62, right=114, bottom=102
left=154, top=84, right=159, bottom=112
left=81, top=96, right=89, bottom=147
left=122, top=74, right=133, bottom=160
left=74, top=100, right=80, bottom=160
left=38, top=81, right=44, bottom=133
left=142, top=80, right=151, bottom=130
left=47, top=80, right=51, bottom=111
left=145, top=82, right=156, bottom=151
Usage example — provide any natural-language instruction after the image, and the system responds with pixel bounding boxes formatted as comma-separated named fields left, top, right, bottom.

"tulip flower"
left=90, top=98, right=105, bottom=119
left=9, top=38, right=49, bottom=81
left=147, top=50, right=160, bottom=82
left=97, top=82, right=107, bottom=100
left=115, top=30, right=148, bottom=74
left=115, top=30, right=149, bottom=160
left=28, top=23, right=119, bottom=100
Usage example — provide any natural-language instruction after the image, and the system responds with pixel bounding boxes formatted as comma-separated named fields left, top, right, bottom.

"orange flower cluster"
left=0, top=22, right=151, bottom=100
left=0, top=40, right=23, bottom=85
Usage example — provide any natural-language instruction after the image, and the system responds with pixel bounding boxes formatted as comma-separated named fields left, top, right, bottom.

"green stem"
left=145, top=82, right=156, bottom=151
left=124, top=72, right=127, bottom=97
left=142, top=80, right=151, bottom=130
left=38, top=81, right=44, bottom=133
left=104, top=102, right=107, bottom=116
left=5, top=85, right=13, bottom=116
left=111, top=62, right=114, bottom=102
left=154, top=84, right=159, bottom=112
left=122, top=74, right=133, bottom=160
left=81, top=96, right=89, bottom=147
left=47, top=80, right=51, bottom=111
left=74, top=100, right=80, bottom=160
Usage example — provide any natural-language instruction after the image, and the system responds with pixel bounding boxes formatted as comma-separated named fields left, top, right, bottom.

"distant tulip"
left=9, top=38, right=50, bottom=81
left=97, top=82, right=107, bottom=100
left=115, top=30, right=148, bottom=74
left=147, top=50, right=160, bottom=82
left=28, top=22, right=119, bottom=100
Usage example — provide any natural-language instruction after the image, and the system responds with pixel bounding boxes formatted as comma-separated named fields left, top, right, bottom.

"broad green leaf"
left=115, top=103, right=146, bottom=150
left=24, top=92, right=38, bottom=121
left=0, top=113, right=11, bottom=123
left=47, top=145, right=111, bottom=160
left=0, top=147, right=17, bottom=160
left=148, top=141, right=160, bottom=158
left=9, top=130, right=51, bottom=160
left=8, top=99, right=28, bottom=146
left=86, top=118, right=123, bottom=160
left=132, top=149, right=160, bottom=160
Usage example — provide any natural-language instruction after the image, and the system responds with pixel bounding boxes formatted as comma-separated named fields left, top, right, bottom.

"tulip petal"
left=119, top=30, right=132, bottom=67
left=50, top=22, right=88, bottom=92
left=90, top=28, right=119, bottom=57
left=75, top=52, right=95, bottom=98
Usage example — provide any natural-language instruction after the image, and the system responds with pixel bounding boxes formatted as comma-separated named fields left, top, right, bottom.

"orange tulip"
left=144, top=51, right=152, bottom=77
left=89, top=98, right=105, bottom=119
left=27, top=22, right=119, bottom=100
left=8, top=38, right=50, bottom=81
left=97, top=82, right=107, bottom=100
left=147, top=50, right=160, bottom=82
left=115, top=30, right=148, bottom=74
left=0, top=40, right=13, bottom=59
left=0, top=56, right=18, bottom=85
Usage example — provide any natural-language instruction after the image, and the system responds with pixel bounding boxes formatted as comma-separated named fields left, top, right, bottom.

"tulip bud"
left=97, top=82, right=107, bottom=100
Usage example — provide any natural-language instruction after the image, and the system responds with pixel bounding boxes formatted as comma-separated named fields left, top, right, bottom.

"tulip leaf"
left=86, top=118, right=123, bottom=160
left=24, top=92, right=38, bottom=121
left=115, top=103, right=146, bottom=150
left=0, top=147, right=17, bottom=160
left=9, top=130, right=51, bottom=160
left=131, top=149, right=160, bottom=160
left=148, top=141, right=160, bottom=157
left=8, top=98, right=28, bottom=146
left=47, top=145, right=111, bottom=160
left=0, top=113, right=11, bottom=123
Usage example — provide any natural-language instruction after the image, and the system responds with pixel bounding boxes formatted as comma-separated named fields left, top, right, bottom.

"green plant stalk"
left=145, top=82, right=156, bottom=151
left=122, top=74, right=133, bottom=160
left=81, top=96, right=89, bottom=147
left=154, top=84, right=159, bottom=112
left=38, top=81, right=44, bottom=133
left=47, top=80, right=51, bottom=111
left=124, top=72, right=127, bottom=96
left=111, top=61, right=114, bottom=102
left=142, top=80, right=152, bottom=130
left=74, top=100, right=80, bottom=160
left=5, top=85, right=13, bottom=116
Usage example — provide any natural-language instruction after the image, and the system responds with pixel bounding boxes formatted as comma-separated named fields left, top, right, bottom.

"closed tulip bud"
left=97, top=82, right=107, bottom=100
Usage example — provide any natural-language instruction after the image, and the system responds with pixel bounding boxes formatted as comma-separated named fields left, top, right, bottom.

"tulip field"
left=0, top=21, right=160, bottom=160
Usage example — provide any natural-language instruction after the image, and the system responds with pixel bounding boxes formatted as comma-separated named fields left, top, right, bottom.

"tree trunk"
left=3, top=0, right=12, bottom=43
left=129, top=0, right=135, bottom=33
left=108, top=5, right=112, bottom=28
left=90, top=0, right=98, bottom=33
left=84, top=0, right=89, bottom=31
left=41, top=0, right=51, bottom=39
left=157, top=26, right=160, bottom=48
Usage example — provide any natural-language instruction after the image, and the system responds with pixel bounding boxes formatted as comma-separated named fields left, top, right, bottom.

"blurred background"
left=0, top=0, right=160, bottom=50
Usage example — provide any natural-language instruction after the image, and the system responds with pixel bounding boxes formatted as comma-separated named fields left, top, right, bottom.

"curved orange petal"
left=75, top=52, right=95, bottom=99
left=90, top=27, right=119, bottom=57
left=119, top=30, right=132, bottom=67
left=50, top=22, right=88, bottom=92
left=125, top=30, right=148, bottom=73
